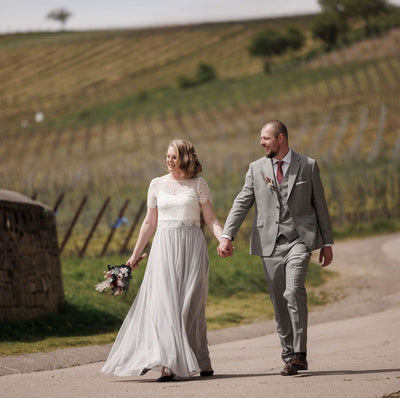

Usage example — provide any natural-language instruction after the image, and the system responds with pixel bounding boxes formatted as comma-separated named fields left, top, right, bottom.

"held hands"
left=218, top=237, right=235, bottom=258
left=126, top=253, right=148, bottom=271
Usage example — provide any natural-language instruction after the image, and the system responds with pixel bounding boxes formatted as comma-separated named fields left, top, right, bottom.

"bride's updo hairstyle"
left=169, top=139, right=202, bottom=179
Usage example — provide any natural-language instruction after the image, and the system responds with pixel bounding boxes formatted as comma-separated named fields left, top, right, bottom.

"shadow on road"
left=304, top=368, right=400, bottom=377
left=113, top=372, right=273, bottom=383
left=113, top=367, right=400, bottom=383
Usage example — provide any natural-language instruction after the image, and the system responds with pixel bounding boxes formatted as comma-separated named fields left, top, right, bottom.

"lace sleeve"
left=197, top=177, right=212, bottom=204
left=147, top=178, right=159, bottom=208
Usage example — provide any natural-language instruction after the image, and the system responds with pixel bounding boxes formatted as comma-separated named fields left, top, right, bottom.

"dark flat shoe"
left=280, top=362, right=298, bottom=376
left=291, top=354, right=308, bottom=370
left=157, top=374, right=175, bottom=382
left=200, top=369, right=214, bottom=377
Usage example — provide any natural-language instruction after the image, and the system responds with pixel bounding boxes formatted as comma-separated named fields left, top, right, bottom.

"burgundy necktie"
left=277, top=161, right=284, bottom=184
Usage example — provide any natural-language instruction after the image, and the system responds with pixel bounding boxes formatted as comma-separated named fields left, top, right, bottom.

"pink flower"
left=260, top=171, right=275, bottom=191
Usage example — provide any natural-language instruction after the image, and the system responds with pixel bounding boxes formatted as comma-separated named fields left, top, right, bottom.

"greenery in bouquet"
left=95, top=264, right=133, bottom=295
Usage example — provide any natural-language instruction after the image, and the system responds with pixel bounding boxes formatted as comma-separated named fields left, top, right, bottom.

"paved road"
left=1, top=233, right=400, bottom=398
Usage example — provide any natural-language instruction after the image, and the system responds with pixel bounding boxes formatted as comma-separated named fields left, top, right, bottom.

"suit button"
left=275, top=221, right=278, bottom=224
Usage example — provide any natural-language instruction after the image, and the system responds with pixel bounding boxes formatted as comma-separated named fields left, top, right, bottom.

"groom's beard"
left=265, top=149, right=278, bottom=158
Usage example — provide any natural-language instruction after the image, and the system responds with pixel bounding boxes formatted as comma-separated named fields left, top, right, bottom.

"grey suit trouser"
left=261, top=236, right=311, bottom=363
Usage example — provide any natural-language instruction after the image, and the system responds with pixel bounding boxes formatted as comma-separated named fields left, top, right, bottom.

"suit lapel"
left=263, top=157, right=274, bottom=181
left=287, top=151, right=301, bottom=198
left=261, top=157, right=277, bottom=194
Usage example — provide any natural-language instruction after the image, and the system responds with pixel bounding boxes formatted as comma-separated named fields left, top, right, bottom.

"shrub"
left=177, top=63, right=217, bottom=89
left=195, top=63, right=217, bottom=84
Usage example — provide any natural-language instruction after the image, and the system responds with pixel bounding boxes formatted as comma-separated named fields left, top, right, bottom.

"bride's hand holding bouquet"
left=95, top=253, right=148, bottom=295
left=126, top=252, right=148, bottom=271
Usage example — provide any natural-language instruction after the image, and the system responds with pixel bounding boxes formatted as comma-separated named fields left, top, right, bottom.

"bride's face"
left=166, top=146, right=179, bottom=173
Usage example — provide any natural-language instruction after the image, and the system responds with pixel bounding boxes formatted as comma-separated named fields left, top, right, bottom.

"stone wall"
left=0, top=190, right=64, bottom=322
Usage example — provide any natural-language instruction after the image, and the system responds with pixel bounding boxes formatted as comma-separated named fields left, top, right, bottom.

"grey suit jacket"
left=222, top=151, right=334, bottom=257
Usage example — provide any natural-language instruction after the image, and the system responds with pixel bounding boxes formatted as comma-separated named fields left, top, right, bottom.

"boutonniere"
left=260, top=171, right=275, bottom=192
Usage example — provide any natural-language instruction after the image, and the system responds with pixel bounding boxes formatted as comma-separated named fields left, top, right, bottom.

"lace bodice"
left=147, top=175, right=212, bottom=228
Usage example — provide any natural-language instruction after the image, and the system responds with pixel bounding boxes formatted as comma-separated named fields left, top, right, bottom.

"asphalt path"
left=1, top=233, right=400, bottom=398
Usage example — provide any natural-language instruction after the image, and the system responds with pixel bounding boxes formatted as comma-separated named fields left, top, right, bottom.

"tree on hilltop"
left=285, top=26, right=306, bottom=51
left=318, top=0, right=350, bottom=40
left=344, top=0, right=392, bottom=35
left=311, top=12, right=341, bottom=49
left=248, top=26, right=305, bottom=73
left=318, top=0, right=391, bottom=36
left=46, top=8, right=73, bottom=31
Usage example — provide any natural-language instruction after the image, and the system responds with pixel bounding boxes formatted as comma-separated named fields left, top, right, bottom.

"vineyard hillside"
left=1, top=14, right=400, bottom=255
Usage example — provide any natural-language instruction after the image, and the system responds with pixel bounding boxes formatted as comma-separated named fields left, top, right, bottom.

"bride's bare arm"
left=126, top=206, right=158, bottom=269
left=201, top=201, right=223, bottom=243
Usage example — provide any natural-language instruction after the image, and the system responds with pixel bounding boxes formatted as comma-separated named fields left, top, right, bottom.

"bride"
left=101, top=139, right=224, bottom=382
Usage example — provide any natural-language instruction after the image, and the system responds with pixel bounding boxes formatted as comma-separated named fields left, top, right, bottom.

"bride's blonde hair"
left=169, top=139, right=202, bottom=179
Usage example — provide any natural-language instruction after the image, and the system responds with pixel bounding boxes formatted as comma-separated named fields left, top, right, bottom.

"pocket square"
left=296, top=181, right=307, bottom=185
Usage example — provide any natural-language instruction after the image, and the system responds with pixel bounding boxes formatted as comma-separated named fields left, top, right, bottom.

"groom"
left=218, top=120, right=333, bottom=376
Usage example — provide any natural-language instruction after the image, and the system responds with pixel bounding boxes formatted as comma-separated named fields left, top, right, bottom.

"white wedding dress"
left=101, top=175, right=212, bottom=379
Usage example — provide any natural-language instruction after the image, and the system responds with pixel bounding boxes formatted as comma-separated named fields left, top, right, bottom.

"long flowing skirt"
left=101, top=223, right=210, bottom=379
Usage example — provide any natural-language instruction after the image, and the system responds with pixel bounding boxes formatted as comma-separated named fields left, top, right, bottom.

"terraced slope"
left=1, top=18, right=400, bottom=253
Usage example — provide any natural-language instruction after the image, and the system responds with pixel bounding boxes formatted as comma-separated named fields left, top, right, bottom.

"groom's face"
left=260, top=126, right=280, bottom=158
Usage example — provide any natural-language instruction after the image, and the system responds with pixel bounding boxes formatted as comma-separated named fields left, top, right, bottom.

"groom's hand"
left=319, top=246, right=333, bottom=267
left=218, top=237, right=234, bottom=258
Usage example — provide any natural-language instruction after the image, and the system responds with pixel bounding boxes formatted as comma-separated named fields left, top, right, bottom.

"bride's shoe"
left=200, top=366, right=214, bottom=377
left=157, top=367, right=175, bottom=382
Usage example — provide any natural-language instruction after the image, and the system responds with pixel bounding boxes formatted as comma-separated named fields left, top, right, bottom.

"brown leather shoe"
left=291, top=354, right=308, bottom=371
left=280, top=362, right=298, bottom=376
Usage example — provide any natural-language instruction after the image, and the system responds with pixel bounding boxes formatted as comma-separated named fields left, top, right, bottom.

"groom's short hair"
left=263, top=120, right=288, bottom=140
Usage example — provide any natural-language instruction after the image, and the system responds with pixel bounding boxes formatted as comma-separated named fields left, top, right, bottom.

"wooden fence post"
left=59, top=195, right=88, bottom=254
left=120, top=200, right=146, bottom=254
left=52, top=192, right=65, bottom=213
left=100, top=198, right=130, bottom=257
left=79, top=196, right=110, bottom=258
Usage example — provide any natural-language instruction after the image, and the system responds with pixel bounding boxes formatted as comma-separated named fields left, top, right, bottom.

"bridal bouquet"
left=95, top=254, right=147, bottom=295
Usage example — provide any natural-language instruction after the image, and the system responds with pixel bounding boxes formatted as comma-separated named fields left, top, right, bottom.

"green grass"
left=333, top=218, right=400, bottom=240
left=0, top=245, right=334, bottom=357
